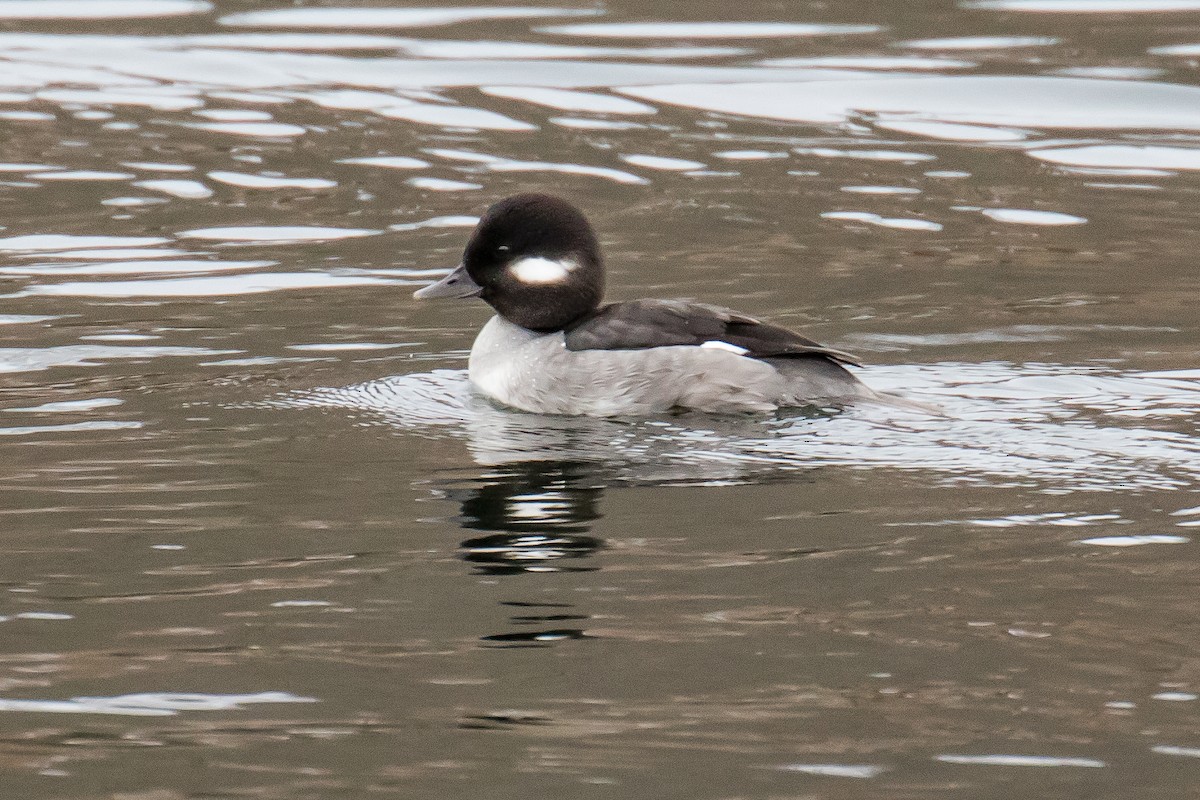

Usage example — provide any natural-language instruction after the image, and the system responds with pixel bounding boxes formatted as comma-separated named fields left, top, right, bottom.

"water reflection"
left=451, top=461, right=605, bottom=576
left=436, top=460, right=606, bottom=647
left=448, top=460, right=609, bottom=647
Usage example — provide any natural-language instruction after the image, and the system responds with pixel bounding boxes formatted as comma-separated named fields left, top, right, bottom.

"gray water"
left=1, top=0, right=1200, bottom=797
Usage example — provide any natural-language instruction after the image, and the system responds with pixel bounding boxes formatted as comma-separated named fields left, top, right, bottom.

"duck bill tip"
left=413, top=264, right=481, bottom=300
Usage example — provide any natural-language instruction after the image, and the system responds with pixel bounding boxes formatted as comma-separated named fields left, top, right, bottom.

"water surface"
left=1, top=1, right=1199, bottom=797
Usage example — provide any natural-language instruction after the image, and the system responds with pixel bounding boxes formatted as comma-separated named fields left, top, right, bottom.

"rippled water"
left=1, top=1, right=1200, bottom=797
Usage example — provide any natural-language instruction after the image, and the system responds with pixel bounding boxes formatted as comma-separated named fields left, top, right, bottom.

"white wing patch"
left=700, top=340, right=750, bottom=355
left=510, top=256, right=576, bottom=285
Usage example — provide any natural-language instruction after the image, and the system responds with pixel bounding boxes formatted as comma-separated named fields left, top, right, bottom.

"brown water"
left=1, top=0, right=1200, bottom=797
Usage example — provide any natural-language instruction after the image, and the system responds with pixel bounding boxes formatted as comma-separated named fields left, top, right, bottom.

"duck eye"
left=496, top=245, right=510, bottom=254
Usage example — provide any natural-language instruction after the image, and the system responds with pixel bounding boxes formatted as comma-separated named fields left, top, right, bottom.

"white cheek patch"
left=509, top=256, right=575, bottom=285
left=700, top=340, right=750, bottom=355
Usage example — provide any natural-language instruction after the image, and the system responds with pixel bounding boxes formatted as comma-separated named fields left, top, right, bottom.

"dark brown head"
left=413, top=193, right=605, bottom=331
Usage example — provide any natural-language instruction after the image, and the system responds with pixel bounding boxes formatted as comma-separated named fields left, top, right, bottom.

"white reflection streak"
left=0, top=344, right=239, bottom=373
left=936, top=754, right=1106, bottom=767
left=618, top=77, right=1200, bottom=132
left=782, top=763, right=889, bottom=778
left=220, top=7, right=600, bottom=29
left=425, top=148, right=648, bottom=185
left=0, top=691, right=317, bottom=717
left=0, top=1, right=212, bottom=20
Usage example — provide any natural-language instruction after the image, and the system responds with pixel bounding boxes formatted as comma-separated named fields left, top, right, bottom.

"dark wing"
left=563, top=299, right=860, bottom=366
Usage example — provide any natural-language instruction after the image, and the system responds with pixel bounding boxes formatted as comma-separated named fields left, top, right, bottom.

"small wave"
left=262, top=363, right=1200, bottom=492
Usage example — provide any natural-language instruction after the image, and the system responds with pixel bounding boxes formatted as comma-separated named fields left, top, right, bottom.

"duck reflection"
left=451, top=460, right=606, bottom=576
left=294, top=370, right=817, bottom=646
left=441, top=460, right=606, bottom=647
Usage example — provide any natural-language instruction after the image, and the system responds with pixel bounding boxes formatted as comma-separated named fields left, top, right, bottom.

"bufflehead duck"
left=415, top=193, right=880, bottom=416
